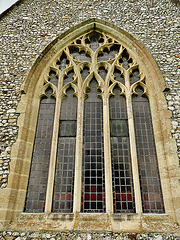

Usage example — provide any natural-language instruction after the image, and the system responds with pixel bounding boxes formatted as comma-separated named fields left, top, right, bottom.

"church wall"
left=0, top=0, right=179, bottom=237
left=0, top=0, right=179, bottom=189
left=0, top=231, right=180, bottom=240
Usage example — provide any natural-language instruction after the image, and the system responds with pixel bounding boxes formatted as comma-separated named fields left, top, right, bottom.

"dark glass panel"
left=76, top=39, right=81, bottom=44
left=69, top=46, right=91, bottom=62
left=24, top=88, right=56, bottom=213
left=60, top=89, right=77, bottom=120
left=56, top=51, right=69, bottom=71
left=81, top=66, right=89, bottom=81
left=99, top=37, right=104, bottom=44
left=63, top=70, right=74, bottom=85
left=89, top=32, right=101, bottom=51
left=132, top=86, right=164, bottom=213
left=110, top=119, right=128, bottom=137
left=81, top=80, right=105, bottom=213
left=98, top=44, right=120, bottom=62
left=98, top=66, right=107, bottom=81
left=130, top=69, right=140, bottom=85
left=59, top=120, right=77, bottom=137
left=49, top=70, right=58, bottom=87
left=110, top=86, right=135, bottom=213
left=85, top=38, right=90, bottom=44
left=113, top=68, right=125, bottom=85
left=52, top=137, right=76, bottom=213
left=109, top=44, right=120, bottom=58
left=52, top=87, right=77, bottom=213
left=119, top=49, right=132, bottom=70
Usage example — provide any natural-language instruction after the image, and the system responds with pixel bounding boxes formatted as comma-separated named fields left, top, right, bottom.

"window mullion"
left=45, top=77, right=62, bottom=214
left=103, top=96, right=113, bottom=214
left=125, top=72, right=142, bottom=215
left=73, top=94, right=84, bottom=213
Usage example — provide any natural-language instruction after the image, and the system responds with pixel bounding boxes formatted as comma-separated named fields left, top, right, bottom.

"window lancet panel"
left=132, top=87, right=165, bottom=213
left=110, top=86, right=135, bottom=213
left=25, top=88, right=56, bottom=213
left=52, top=88, right=77, bottom=213
left=81, top=80, right=105, bottom=213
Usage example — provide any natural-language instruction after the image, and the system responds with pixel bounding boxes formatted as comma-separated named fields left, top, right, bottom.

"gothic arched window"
left=24, top=30, right=165, bottom=215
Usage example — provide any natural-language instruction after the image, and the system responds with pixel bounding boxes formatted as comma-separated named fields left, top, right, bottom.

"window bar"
left=103, top=96, right=113, bottom=214
left=125, top=70, right=142, bottom=214
left=45, top=72, right=63, bottom=214
left=73, top=95, right=84, bottom=213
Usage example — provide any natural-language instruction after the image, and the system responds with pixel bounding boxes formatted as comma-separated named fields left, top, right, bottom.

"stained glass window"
left=25, top=30, right=164, bottom=215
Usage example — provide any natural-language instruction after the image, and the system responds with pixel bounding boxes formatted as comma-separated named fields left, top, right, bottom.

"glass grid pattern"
left=52, top=88, right=77, bottom=212
left=25, top=88, right=56, bottom=213
left=110, top=88, right=135, bottom=213
left=132, top=87, right=165, bottom=213
left=81, top=80, right=105, bottom=213
left=52, top=137, right=76, bottom=212
left=59, top=89, right=77, bottom=120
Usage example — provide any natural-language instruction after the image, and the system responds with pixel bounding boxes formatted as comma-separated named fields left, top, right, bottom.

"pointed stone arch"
left=0, top=18, right=179, bottom=231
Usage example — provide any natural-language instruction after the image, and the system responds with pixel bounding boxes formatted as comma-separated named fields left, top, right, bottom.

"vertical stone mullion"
left=126, top=94, right=142, bottom=214
left=125, top=70, right=142, bottom=215
left=45, top=77, right=63, bottom=214
left=103, top=96, right=113, bottom=214
left=73, top=95, right=84, bottom=213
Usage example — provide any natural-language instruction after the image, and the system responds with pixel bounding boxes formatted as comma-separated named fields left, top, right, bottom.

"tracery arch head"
left=27, top=30, right=149, bottom=101
left=21, top=19, right=167, bottom=101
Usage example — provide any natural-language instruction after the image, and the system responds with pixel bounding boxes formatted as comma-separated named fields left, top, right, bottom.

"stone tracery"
left=25, top=30, right=164, bottom=214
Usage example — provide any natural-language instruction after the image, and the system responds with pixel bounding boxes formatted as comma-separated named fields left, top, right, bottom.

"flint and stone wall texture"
left=0, top=0, right=179, bottom=187
left=0, top=231, right=180, bottom=240
left=0, top=0, right=179, bottom=237
left=0, top=0, right=180, bottom=188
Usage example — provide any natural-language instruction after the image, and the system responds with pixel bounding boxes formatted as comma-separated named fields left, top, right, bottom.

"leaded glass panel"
left=132, top=87, right=164, bottom=213
left=81, top=80, right=105, bottom=213
left=52, top=88, right=77, bottom=213
left=25, top=88, right=55, bottom=213
left=110, top=87, right=135, bottom=213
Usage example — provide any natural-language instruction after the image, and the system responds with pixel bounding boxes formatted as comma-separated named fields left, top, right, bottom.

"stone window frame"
left=0, top=19, right=179, bottom=232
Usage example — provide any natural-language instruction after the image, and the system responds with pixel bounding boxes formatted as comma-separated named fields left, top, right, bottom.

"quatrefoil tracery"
left=41, top=31, right=147, bottom=98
